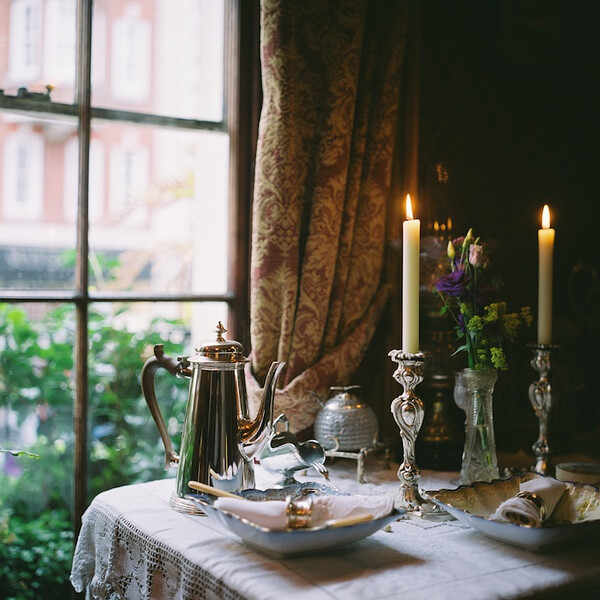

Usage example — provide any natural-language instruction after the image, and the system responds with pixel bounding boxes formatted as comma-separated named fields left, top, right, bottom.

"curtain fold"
left=249, top=0, right=409, bottom=432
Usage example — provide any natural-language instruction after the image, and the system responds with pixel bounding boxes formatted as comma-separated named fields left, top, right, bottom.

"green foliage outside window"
left=0, top=302, right=189, bottom=598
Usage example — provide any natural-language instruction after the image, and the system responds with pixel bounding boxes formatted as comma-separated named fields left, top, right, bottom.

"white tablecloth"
left=70, top=458, right=600, bottom=600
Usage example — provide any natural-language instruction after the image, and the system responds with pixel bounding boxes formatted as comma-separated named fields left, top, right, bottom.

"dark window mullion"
left=224, top=0, right=260, bottom=348
left=90, top=107, right=227, bottom=131
left=0, top=98, right=227, bottom=133
left=0, top=292, right=234, bottom=303
left=89, top=291, right=235, bottom=302
left=73, top=0, right=93, bottom=537
left=0, top=290, right=83, bottom=302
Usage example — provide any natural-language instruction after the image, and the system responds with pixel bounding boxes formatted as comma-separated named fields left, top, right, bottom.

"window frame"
left=0, top=0, right=260, bottom=532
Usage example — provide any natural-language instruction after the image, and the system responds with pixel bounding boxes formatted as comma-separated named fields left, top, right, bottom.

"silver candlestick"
left=528, top=344, right=558, bottom=475
left=389, top=350, right=447, bottom=517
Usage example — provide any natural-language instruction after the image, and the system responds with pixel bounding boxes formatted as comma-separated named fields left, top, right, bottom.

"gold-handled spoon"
left=188, top=481, right=241, bottom=498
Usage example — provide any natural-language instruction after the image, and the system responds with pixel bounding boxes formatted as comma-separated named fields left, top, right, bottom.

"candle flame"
left=406, top=194, right=414, bottom=220
left=542, top=204, right=551, bottom=229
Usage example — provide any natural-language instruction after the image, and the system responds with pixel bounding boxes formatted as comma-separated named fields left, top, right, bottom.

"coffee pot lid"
left=191, top=322, right=248, bottom=364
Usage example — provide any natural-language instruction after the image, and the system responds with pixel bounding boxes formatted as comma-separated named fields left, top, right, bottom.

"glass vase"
left=453, top=370, right=468, bottom=415
left=458, top=368, right=499, bottom=485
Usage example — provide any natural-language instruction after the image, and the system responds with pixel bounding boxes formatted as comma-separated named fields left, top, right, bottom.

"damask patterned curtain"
left=248, top=0, right=409, bottom=432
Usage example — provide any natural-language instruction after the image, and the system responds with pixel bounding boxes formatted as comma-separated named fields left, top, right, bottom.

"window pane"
left=0, top=113, right=77, bottom=290
left=92, top=0, right=225, bottom=122
left=88, top=300, right=228, bottom=497
left=44, top=0, right=77, bottom=95
left=0, top=301, right=75, bottom=596
left=89, top=121, right=229, bottom=294
left=0, top=0, right=76, bottom=104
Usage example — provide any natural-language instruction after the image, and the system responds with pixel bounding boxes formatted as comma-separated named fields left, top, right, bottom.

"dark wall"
left=417, top=0, right=600, bottom=459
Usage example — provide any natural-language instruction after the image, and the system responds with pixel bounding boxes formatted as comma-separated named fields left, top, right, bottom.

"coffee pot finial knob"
left=214, top=321, right=227, bottom=341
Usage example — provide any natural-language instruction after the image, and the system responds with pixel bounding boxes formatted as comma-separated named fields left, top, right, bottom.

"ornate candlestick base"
left=389, top=350, right=448, bottom=518
left=528, top=344, right=558, bottom=475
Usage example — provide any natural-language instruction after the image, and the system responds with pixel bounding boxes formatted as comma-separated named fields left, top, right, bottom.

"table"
left=70, top=458, right=600, bottom=600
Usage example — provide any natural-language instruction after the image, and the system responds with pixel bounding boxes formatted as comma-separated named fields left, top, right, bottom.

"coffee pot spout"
left=240, top=361, right=286, bottom=449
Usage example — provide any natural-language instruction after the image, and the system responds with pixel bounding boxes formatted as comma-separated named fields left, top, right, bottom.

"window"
left=44, top=0, right=77, bottom=85
left=2, top=126, right=45, bottom=220
left=108, top=133, right=149, bottom=223
left=110, top=2, right=151, bottom=103
left=0, top=3, right=258, bottom=587
left=64, top=136, right=104, bottom=223
left=7, top=0, right=42, bottom=82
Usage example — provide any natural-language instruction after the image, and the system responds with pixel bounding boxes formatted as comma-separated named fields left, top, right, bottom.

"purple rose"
left=435, top=269, right=470, bottom=297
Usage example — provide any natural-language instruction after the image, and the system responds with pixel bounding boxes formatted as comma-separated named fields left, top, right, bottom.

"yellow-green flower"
left=490, top=347, right=507, bottom=370
left=467, top=315, right=484, bottom=333
left=502, top=312, right=522, bottom=341
left=476, top=348, right=489, bottom=370
left=459, top=301, right=473, bottom=321
left=520, top=306, right=533, bottom=327
left=483, top=304, right=499, bottom=323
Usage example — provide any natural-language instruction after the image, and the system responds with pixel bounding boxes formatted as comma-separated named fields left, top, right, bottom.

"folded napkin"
left=491, top=477, right=567, bottom=527
left=214, top=494, right=394, bottom=530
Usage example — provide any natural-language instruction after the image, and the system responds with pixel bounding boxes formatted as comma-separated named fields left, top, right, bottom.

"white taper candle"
left=402, top=195, right=420, bottom=354
left=537, top=204, right=555, bottom=345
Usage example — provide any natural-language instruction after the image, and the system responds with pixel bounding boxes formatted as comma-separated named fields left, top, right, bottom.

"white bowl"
left=185, top=485, right=402, bottom=558
left=427, top=472, right=600, bottom=551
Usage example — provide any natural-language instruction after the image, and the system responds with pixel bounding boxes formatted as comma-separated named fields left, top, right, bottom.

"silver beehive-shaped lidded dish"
left=314, top=386, right=378, bottom=451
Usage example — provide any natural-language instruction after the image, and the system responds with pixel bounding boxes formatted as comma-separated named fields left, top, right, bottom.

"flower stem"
left=475, top=399, right=492, bottom=468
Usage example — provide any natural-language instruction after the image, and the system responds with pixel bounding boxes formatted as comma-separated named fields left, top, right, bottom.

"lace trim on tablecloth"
left=70, top=498, right=245, bottom=600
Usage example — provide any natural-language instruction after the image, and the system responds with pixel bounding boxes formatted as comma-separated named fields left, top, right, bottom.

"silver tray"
left=428, top=472, right=600, bottom=551
left=185, top=483, right=402, bottom=558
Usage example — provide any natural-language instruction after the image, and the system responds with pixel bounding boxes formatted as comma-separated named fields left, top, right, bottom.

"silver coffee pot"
left=141, top=322, right=285, bottom=513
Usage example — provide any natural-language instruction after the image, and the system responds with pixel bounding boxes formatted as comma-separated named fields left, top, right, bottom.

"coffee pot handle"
left=141, top=344, right=188, bottom=469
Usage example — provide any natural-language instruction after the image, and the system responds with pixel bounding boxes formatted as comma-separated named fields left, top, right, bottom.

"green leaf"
left=0, top=449, right=41, bottom=459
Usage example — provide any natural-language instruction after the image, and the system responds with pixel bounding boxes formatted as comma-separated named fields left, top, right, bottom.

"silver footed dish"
left=427, top=472, right=600, bottom=551
left=185, top=483, right=402, bottom=558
